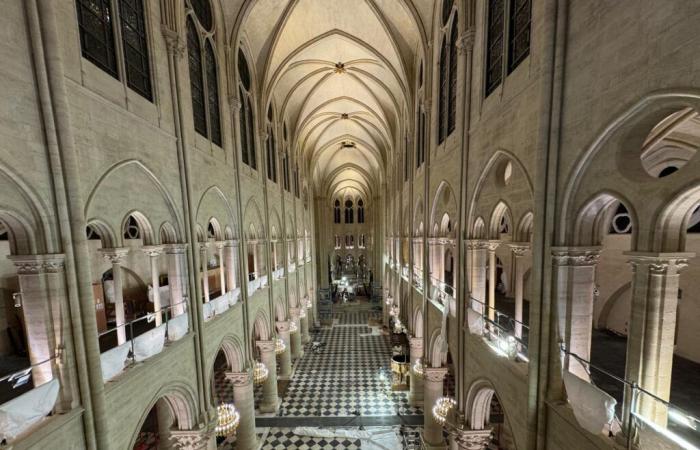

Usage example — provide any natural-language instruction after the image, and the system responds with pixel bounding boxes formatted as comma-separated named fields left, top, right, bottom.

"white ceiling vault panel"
left=239, top=0, right=425, bottom=198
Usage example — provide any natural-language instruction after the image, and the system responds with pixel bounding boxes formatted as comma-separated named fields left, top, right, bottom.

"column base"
left=408, top=393, right=424, bottom=407
left=302, top=334, right=310, bottom=344
left=258, top=398, right=281, bottom=414
left=421, top=434, right=447, bottom=450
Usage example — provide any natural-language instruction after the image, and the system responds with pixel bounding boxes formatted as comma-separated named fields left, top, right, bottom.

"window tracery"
left=238, top=49, right=257, bottom=168
left=437, top=1, right=458, bottom=144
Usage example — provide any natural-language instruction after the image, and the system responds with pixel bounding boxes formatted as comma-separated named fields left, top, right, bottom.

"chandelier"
left=253, top=361, right=269, bottom=385
left=215, top=403, right=240, bottom=437
left=432, top=396, right=457, bottom=426
left=299, top=306, right=307, bottom=319
left=385, top=294, right=393, bottom=305
left=389, top=305, right=398, bottom=317
left=289, top=320, right=298, bottom=333
left=393, top=317, right=405, bottom=334
left=275, top=337, right=286, bottom=355
left=413, top=358, right=424, bottom=378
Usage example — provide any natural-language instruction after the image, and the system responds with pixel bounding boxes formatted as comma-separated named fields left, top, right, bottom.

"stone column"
left=164, top=244, right=188, bottom=316
left=466, top=240, right=488, bottom=315
left=257, top=340, right=279, bottom=413
left=486, top=241, right=499, bottom=322
left=551, top=247, right=601, bottom=380
left=301, top=313, right=310, bottom=344
left=200, top=243, right=210, bottom=302
left=143, top=246, right=164, bottom=326
left=99, top=247, right=130, bottom=344
left=276, top=320, right=293, bottom=379
left=408, top=336, right=424, bottom=406
left=623, top=252, right=693, bottom=426
left=224, top=240, right=237, bottom=290
left=423, top=367, right=449, bottom=449
left=225, top=370, right=257, bottom=450
left=453, top=429, right=492, bottom=450
left=215, top=241, right=226, bottom=295
left=508, top=243, right=529, bottom=339
left=289, top=307, right=303, bottom=359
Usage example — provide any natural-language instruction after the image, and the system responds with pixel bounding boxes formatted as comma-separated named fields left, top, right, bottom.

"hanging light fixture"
left=275, top=337, right=286, bottom=355
left=215, top=403, right=240, bottom=437
left=413, top=358, right=424, bottom=378
left=299, top=306, right=307, bottom=319
left=253, top=361, right=269, bottom=385
left=385, top=294, right=393, bottom=305
left=432, top=396, right=457, bottom=426
left=289, top=320, right=298, bottom=333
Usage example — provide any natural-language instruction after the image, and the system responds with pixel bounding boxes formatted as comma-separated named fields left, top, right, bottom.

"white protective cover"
left=212, top=294, right=230, bottom=315
left=148, top=285, right=171, bottom=306
left=133, top=324, right=167, bottom=362
left=292, top=427, right=400, bottom=450
left=0, top=379, right=59, bottom=442
left=167, top=313, right=189, bottom=341
left=229, top=288, right=241, bottom=306
left=100, top=341, right=132, bottom=381
left=202, top=301, right=214, bottom=321
left=467, top=307, right=485, bottom=335
left=563, top=371, right=617, bottom=435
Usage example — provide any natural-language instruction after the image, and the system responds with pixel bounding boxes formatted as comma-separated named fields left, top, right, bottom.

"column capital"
left=142, top=245, right=165, bottom=257
left=223, top=239, right=239, bottom=247
left=98, top=247, right=130, bottom=264
left=486, top=240, right=500, bottom=252
left=276, top=320, right=290, bottom=333
left=213, top=240, right=226, bottom=250
left=162, top=29, right=185, bottom=58
left=456, top=29, right=476, bottom=55
left=508, top=242, right=530, bottom=256
left=198, top=242, right=211, bottom=251
left=423, top=366, right=448, bottom=382
left=163, top=243, right=188, bottom=254
left=551, top=246, right=602, bottom=267
left=465, top=239, right=489, bottom=250
left=169, top=427, right=212, bottom=450
left=228, top=96, right=242, bottom=111
left=9, top=254, right=66, bottom=274
left=624, top=252, right=694, bottom=274
left=453, top=428, right=492, bottom=450
left=256, top=339, right=276, bottom=353
left=409, top=337, right=424, bottom=352
left=225, top=370, right=252, bottom=387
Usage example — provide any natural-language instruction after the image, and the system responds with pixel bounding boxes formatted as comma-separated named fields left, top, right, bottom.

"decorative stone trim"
left=10, top=254, right=66, bottom=274
left=228, top=96, right=242, bottom=111
left=465, top=239, right=489, bottom=250
left=486, top=240, right=500, bottom=252
left=551, top=246, right=602, bottom=267
left=276, top=320, right=290, bottom=333
left=508, top=243, right=530, bottom=257
left=225, top=370, right=253, bottom=387
left=456, top=29, right=476, bottom=55
left=454, top=428, right=492, bottom=450
left=256, top=340, right=276, bottom=353
left=423, top=366, right=448, bottom=382
left=98, top=247, right=130, bottom=265
left=142, top=245, right=165, bottom=257
left=169, top=427, right=212, bottom=450
left=163, top=243, right=188, bottom=254
left=625, top=252, right=694, bottom=275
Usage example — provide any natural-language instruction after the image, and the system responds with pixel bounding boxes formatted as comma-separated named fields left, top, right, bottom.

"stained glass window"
left=508, top=0, right=531, bottom=73
left=76, top=0, right=118, bottom=77
left=119, top=0, right=151, bottom=99
left=205, top=41, right=221, bottom=146
left=187, top=18, right=206, bottom=137
left=485, top=0, right=504, bottom=96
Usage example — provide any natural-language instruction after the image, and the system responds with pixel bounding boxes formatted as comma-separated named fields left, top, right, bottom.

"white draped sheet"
left=563, top=371, right=617, bottom=435
left=0, top=379, right=59, bottom=442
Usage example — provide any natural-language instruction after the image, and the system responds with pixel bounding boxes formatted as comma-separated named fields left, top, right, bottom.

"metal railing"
left=428, top=274, right=455, bottom=309
left=0, top=355, right=58, bottom=390
left=468, top=297, right=529, bottom=361
left=98, top=300, right=189, bottom=356
left=561, top=345, right=700, bottom=449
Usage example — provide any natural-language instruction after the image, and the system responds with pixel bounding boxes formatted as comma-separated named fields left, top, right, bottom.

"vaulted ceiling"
left=235, top=0, right=428, bottom=200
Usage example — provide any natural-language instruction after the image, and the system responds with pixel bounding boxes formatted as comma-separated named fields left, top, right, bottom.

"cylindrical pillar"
left=408, top=337, right=424, bottom=406
left=226, top=371, right=257, bottom=450
left=423, top=367, right=448, bottom=448
left=300, top=314, right=310, bottom=344
left=144, top=246, right=164, bottom=325
left=224, top=241, right=237, bottom=291
left=276, top=321, right=293, bottom=378
left=257, top=340, right=278, bottom=413
left=164, top=244, right=188, bottom=316
left=156, top=397, right=175, bottom=450
left=509, top=244, right=529, bottom=339
left=487, top=241, right=499, bottom=322
left=99, top=248, right=130, bottom=344
left=216, top=242, right=226, bottom=294
left=289, top=309, right=303, bottom=360
left=200, top=243, right=210, bottom=302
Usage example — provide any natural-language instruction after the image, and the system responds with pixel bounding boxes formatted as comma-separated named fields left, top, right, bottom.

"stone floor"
left=220, top=299, right=425, bottom=449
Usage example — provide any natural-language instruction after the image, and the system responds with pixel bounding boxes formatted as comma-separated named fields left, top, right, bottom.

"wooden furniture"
left=92, top=282, right=107, bottom=332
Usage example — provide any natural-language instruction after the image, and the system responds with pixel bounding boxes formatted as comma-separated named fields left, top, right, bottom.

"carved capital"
left=259, top=131, right=269, bottom=142
left=142, top=245, right=165, bottom=257
left=456, top=29, right=477, bottom=55
left=162, top=29, right=186, bottom=58
left=225, top=370, right=252, bottom=387
left=454, top=428, right=493, bottom=450
left=465, top=239, right=489, bottom=251
left=486, top=240, right=500, bottom=252
left=509, top=243, right=530, bottom=257
left=423, top=366, right=448, bottom=383
left=551, top=246, right=602, bottom=267
left=213, top=241, right=226, bottom=250
left=199, top=242, right=211, bottom=251
left=409, top=337, right=424, bottom=353
left=228, top=96, right=242, bottom=111
left=98, top=247, right=130, bottom=265
left=625, top=252, right=694, bottom=275
left=10, top=254, right=66, bottom=275
left=169, top=427, right=212, bottom=450
left=256, top=339, right=276, bottom=353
